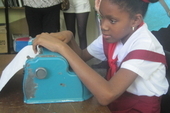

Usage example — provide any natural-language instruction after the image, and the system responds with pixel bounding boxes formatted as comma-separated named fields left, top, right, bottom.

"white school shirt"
left=63, top=0, right=91, bottom=13
left=23, top=0, right=62, bottom=8
left=87, top=23, right=169, bottom=96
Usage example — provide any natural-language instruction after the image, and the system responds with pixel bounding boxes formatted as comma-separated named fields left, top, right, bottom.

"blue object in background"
left=144, top=0, right=170, bottom=31
left=14, top=37, right=30, bottom=52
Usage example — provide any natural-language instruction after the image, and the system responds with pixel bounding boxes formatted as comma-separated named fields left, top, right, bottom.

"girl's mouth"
left=103, top=34, right=111, bottom=40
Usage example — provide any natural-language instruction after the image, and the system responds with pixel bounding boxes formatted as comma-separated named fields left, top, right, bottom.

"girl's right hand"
left=32, top=31, right=73, bottom=54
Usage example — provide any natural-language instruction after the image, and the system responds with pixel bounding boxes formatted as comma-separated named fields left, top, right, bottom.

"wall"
left=8, top=8, right=28, bottom=35
left=0, top=9, right=6, bottom=23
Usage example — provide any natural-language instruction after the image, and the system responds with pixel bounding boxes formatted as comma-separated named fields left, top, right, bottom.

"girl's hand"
left=32, top=31, right=73, bottom=54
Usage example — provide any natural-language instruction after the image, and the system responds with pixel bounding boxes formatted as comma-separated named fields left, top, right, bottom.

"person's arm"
left=33, top=31, right=138, bottom=105
left=34, top=31, right=93, bottom=61
left=67, top=37, right=94, bottom=61
left=59, top=45, right=138, bottom=105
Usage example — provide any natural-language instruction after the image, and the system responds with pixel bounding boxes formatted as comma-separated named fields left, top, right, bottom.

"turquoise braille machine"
left=23, top=46, right=92, bottom=104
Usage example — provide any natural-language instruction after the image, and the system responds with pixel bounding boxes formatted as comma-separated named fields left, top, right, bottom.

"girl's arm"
left=59, top=45, right=138, bottom=105
left=34, top=31, right=93, bottom=61
left=33, top=31, right=138, bottom=105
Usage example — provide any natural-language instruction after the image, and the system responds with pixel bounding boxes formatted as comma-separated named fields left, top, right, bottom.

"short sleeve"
left=87, top=35, right=106, bottom=61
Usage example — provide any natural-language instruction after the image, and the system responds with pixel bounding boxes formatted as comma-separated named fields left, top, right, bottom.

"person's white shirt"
left=63, top=0, right=91, bottom=13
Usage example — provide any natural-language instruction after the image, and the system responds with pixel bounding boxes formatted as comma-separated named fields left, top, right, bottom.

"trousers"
left=25, top=4, right=61, bottom=37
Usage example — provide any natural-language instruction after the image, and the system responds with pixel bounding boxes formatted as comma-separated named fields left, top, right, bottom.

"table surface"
left=0, top=54, right=111, bottom=113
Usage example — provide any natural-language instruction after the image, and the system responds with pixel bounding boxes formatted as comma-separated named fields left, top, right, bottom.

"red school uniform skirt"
left=108, top=92, right=161, bottom=113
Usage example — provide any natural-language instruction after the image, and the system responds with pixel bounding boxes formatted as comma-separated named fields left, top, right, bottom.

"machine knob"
left=35, top=68, right=47, bottom=79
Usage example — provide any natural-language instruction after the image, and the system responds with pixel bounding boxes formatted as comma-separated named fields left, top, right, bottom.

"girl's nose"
left=100, top=19, right=109, bottom=32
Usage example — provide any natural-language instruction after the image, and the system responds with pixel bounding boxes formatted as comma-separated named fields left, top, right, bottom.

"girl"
left=32, top=0, right=169, bottom=112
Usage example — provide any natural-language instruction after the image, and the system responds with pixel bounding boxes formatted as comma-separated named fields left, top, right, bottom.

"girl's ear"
left=132, top=14, right=143, bottom=28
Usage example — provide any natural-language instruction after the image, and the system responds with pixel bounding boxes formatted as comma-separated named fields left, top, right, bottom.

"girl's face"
left=99, top=0, right=135, bottom=44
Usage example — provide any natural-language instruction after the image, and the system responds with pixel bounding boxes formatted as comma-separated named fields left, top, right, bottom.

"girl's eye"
left=110, top=19, right=117, bottom=24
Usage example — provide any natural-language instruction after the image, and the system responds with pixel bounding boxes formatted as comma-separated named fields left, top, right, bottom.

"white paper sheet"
left=0, top=45, right=37, bottom=91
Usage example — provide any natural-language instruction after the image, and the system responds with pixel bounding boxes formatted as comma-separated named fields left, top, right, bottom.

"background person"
left=23, top=0, right=62, bottom=37
left=62, top=0, right=91, bottom=49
